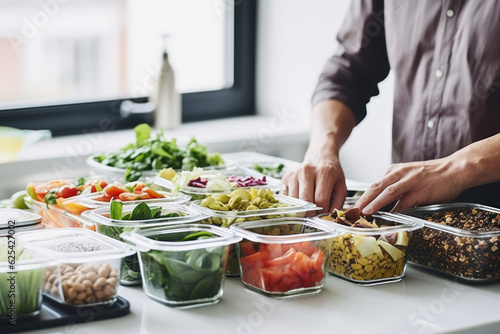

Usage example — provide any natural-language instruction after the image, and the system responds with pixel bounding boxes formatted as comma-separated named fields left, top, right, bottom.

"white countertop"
left=23, top=267, right=500, bottom=334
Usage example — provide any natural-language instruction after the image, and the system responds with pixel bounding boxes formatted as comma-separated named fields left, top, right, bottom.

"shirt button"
left=435, top=69, right=443, bottom=78
left=427, top=119, right=435, bottom=128
left=446, top=9, right=454, bottom=17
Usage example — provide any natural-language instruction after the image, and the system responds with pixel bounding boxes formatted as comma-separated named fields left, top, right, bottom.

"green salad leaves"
left=93, top=124, right=224, bottom=181
left=141, top=231, right=225, bottom=303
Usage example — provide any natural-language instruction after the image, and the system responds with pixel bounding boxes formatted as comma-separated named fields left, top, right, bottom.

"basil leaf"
left=130, top=202, right=152, bottom=220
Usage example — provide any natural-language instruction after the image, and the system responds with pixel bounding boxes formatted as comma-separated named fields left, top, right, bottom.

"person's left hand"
left=355, top=157, right=466, bottom=215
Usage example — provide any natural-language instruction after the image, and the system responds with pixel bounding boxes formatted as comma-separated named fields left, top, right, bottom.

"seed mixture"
left=46, top=236, right=111, bottom=253
left=408, top=207, right=500, bottom=280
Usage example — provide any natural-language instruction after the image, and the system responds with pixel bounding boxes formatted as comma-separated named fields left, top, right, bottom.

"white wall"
left=256, top=0, right=394, bottom=183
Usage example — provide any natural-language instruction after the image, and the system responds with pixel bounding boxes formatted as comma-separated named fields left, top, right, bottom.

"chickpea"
left=93, top=277, right=106, bottom=290
left=98, top=264, right=111, bottom=278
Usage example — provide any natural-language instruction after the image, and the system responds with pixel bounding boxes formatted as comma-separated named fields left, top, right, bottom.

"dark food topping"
left=330, top=208, right=378, bottom=228
left=422, top=207, right=500, bottom=232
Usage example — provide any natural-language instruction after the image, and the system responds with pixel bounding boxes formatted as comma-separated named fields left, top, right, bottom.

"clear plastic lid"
left=153, top=164, right=284, bottom=196
left=229, top=217, right=338, bottom=244
left=396, top=203, right=500, bottom=238
left=19, top=228, right=135, bottom=263
left=86, top=203, right=204, bottom=227
left=0, top=208, right=42, bottom=228
left=190, top=195, right=320, bottom=218
left=121, top=224, right=242, bottom=252
left=78, top=190, right=191, bottom=208
left=311, top=212, right=423, bottom=235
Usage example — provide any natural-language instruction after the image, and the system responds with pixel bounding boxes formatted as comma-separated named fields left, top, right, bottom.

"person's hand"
left=282, top=152, right=347, bottom=213
left=355, top=157, right=466, bottom=215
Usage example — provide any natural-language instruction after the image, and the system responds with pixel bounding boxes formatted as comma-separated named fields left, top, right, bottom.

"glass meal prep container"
left=313, top=211, right=423, bottom=285
left=30, top=183, right=190, bottom=231
left=0, top=238, right=52, bottom=320
left=396, top=203, right=500, bottom=283
left=153, top=164, right=283, bottom=201
left=82, top=203, right=203, bottom=286
left=19, top=228, right=135, bottom=308
left=229, top=217, right=336, bottom=297
left=30, top=198, right=89, bottom=229
left=121, top=224, right=242, bottom=308
left=190, top=188, right=320, bottom=277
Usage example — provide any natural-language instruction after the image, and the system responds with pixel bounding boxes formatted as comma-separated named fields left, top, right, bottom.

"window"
left=0, top=0, right=256, bottom=136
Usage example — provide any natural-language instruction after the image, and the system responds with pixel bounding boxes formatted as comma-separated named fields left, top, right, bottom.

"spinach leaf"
left=130, top=202, right=152, bottom=220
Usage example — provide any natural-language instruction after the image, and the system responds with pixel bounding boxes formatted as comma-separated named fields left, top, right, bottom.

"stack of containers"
left=81, top=202, right=203, bottom=285
left=0, top=210, right=49, bottom=320
left=0, top=209, right=44, bottom=235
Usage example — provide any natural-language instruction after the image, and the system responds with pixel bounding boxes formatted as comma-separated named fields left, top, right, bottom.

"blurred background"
left=0, top=0, right=394, bottom=197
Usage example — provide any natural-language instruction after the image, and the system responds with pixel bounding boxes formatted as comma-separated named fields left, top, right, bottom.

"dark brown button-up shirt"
left=313, top=0, right=500, bottom=207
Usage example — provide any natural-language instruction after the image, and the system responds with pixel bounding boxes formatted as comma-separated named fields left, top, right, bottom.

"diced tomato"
left=260, top=243, right=283, bottom=258
left=290, top=252, right=311, bottom=281
left=264, top=248, right=296, bottom=267
left=55, top=185, right=79, bottom=199
left=310, top=250, right=325, bottom=274
left=240, top=242, right=257, bottom=256
left=132, top=182, right=147, bottom=193
left=93, top=194, right=112, bottom=202
left=240, top=244, right=325, bottom=293
left=303, top=245, right=318, bottom=257
left=289, top=241, right=312, bottom=253
left=261, top=267, right=284, bottom=291
left=84, top=179, right=108, bottom=192
left=276, top=273, right=302, bottom=292
left=240, top=250, right=269, bottom=266
left=104, top=183, right=129, bottom=198
left=119, top=193, right=146, bottom=201
left=142, top=187, right=164, bottom=198
left=303, top=270, right=325, bottom=287
left=242, top=266, right=264, bottom=289
left=29, top=180, right=69, bottom=202
left=281, top=243, right=294, bottom=253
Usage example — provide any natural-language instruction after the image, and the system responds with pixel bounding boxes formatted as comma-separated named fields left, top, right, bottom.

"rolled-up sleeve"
left=312, top=0, right=390, bottom=124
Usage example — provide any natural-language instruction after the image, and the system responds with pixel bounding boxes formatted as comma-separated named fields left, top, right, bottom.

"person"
left=283, top=0, right=500, bottom=215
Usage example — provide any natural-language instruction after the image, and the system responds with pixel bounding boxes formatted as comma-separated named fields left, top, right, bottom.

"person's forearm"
left=452, top=133, right=500, bottom=190
left=306, top=100, right=356, bottom=160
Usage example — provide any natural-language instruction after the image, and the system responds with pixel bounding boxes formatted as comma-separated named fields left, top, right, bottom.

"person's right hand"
left=282, top=151, right=347, bottom=213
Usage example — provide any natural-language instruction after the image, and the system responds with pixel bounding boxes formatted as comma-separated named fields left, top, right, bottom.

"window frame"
left=0, top=0, right=257, bottom=136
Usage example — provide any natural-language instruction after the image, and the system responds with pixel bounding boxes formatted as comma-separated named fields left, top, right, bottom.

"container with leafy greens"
left=83, top=201, right=203, bottom=286
left=0, top=238, right=51, bottom=319
left=88, top=123, right=225, bottom=182
left=121, top=224, right=241, bottom=308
